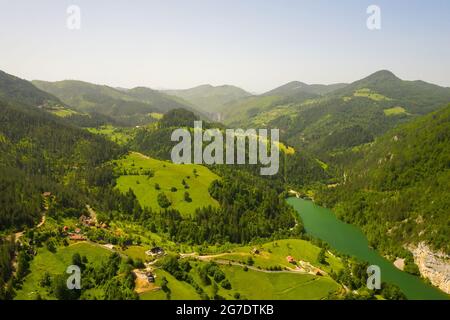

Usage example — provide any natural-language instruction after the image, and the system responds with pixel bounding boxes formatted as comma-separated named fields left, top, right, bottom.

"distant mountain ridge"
left=332, top=70, right=450, bottom=114
left=222, top=80, right=347, bottom=124
left=4, top=68, right=450, bottom=133
left=263, top=81, right=348, bottom=97
left=222, top=70, right=450, bottom=156
left=0, top=70, right=62, bottom=107
left=32, top=79, right=202, bottom=125
left=164, top=84, right=252, bottom=115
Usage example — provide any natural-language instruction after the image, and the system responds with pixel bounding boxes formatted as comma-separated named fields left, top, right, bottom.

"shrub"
left=157, top=193, right=171, bottom=208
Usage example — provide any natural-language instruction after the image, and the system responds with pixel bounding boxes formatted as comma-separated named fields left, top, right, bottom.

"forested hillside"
left=315, top=105, right=450, bottom=255
left=32, top=80, right=200, bottom=125
left=0, top=100, right=123, bottom=230
left=130, top=108, right=329, bottom=188
left=0, top=70, right=61, bottom=107
left=1, top=68, right=448, bottom=300
left=222, top=81, right=346, bottom=125
left=228, top=71, right=450, bottom=157
left=263, top=81, right=347, bottom=98
left=333, top=70, right=450, bottom=114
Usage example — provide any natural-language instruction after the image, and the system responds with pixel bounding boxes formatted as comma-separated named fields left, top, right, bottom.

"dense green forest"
left=32, top=80, right=203, bottom=126
left=315, top=105, right=450, bottom=255
left=226, top=71, right=450, bottom=158
left=1, top=68, right=449, bottom=300
left=106, top=170, right=299, bottom=245
left=130, top=108, right=329, bottom=187
left=0, top=101, right=124, bottom=229
left=0, top=77, right=302, bottom=299
left=0, top=70, right=61, bottom=107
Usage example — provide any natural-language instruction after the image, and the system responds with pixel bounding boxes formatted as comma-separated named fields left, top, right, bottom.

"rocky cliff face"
left=409, top=242, right=450, bottom=294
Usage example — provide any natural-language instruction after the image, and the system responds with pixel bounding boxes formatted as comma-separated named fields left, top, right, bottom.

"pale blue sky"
left=0, top=0, right=449, bottom=92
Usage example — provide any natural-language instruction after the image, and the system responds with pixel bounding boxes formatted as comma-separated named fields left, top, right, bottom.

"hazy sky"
left=1, top=0, right=449, bottom=93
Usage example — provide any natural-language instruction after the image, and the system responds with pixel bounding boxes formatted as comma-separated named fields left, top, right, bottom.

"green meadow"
left=383, top=106, right=407, bottom=116
left=15, top=242, right=111, bottom=300
left=140, top=269, right=202, bottom=300
left=141, top=261, right=340, bottom=300
left=87, top=125, right=135, bottom=145
left=221, top=265, right=340, bottom=300
left=202, top=239, right=343, bottom=274
left=114, top=152, right=220, bottom=216
left=49, top=107, right=81, bottom=117
left=149, top=112, right=164, bottom=120
left=140, top=238, right=343, bottom=300
left=353, top=88, right=392, bottom=101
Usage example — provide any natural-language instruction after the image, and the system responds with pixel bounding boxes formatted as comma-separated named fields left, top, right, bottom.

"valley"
left=288, top=198, right=448, bottom=300
left=0, top=68, right=449, bottom=301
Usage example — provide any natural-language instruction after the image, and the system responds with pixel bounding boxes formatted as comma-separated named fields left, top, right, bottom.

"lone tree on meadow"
left=184, top=191, right=192, bottom=202
left=157, top=193, right=171, bottom=209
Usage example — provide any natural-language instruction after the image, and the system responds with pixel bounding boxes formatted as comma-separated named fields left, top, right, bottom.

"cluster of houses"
left=62, top=226, right=87, bottom=241
left=61, top=215, right=109, bottom=242
left=79, top=214, right=108, bottom=229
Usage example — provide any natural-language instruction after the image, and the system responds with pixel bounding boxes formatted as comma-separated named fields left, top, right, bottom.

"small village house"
left=145, top=247, right=165, bottom=257
left=286, top=256, right=296, bottom=264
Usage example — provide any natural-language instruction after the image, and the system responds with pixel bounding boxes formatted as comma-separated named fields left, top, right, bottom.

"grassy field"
left=114, top=152, right=220, bottom=216
left=247, top=105, right=293, bottom=126
left=231, top=131, right=295, bottom=155
left=120, top=245, right=148, bottom=261
left=15, top=242, right=111, bottom=300
left=87, top=125, right=135, bottom=145
left=383, top=106, right=407, bottom=116
left=140, top=238, right=343, bottom=300
left=139, top=269, right=200, bottom=300
left=141, top=261, right=340, bottom=300
left=47, top=107, right=81, bottom=117
left=149, top=112, right=164, bottom=120
left=204, top=239, right=343, bottom=273
left=140, top=269, right=201, bottom=300
left=15, top=232, right=342, bottom=300
left=221, top=265, right=340, bottom=300
left=353, top=88, right=392, bottom=101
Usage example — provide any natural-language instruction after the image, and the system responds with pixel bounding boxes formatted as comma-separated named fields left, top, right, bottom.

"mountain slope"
left=32, top=80, right=200, bottom=125
left=316, top=104, right=450, bottom=255
left=0, top=70, right=61, bottom=107
left=164, top=84, right=252, bottom=115
left=0, top=98, right=122, bottom=231
left=223, top=81, right=347, bottom=126
left=263, top=81, right=347, bottom=97
left=333, top=70, right=450, bottom=114
left=233, top=71, right=450, bottom=156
